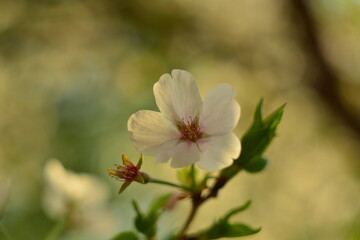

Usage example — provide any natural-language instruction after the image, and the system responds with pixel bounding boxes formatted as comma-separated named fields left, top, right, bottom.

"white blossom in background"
left=128, top=69, right=241, bottom=172
left=42, top=159, right=115, bottom=236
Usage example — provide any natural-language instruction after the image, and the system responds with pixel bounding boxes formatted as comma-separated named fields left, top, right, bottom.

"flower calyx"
left=108, top=154, right=149, bottom=194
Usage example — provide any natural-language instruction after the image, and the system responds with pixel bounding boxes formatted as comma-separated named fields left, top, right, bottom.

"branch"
left=289, top=0, right=360, bottom=138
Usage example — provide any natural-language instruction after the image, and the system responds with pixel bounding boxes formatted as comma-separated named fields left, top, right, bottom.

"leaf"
left=243, top=157, right=268, bottom=173
left=148, top=193, right=172, bottom=219
left=200, top=201, right=260, bottom=239
left=111, top=231, right=139, bottom=240
left=205, top=223, right=261, bottom=239
left=132, top=200, right=155, bottom=238
left=239, top=99, right=285, bottom=165
left=132, top=194, right=171, bottom=239
left=223, top=200, right=251, bottom=221
left=222, top=99, right=284, bottom=176
left=211, top=99, right=285, bottom=198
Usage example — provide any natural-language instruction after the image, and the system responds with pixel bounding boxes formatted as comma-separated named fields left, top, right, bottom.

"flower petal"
left=200, top=84, right=240, bottom=135
left=197, top=133, right=241, bottom=172
left=154, top=142, right=200, bottom=167
left=128, top=110, right=180, bottom=155
left=155, top=150, right=172, bottom=163
left=153, top=69, right=203, bottom=122
left=170, top=142, right=200, bottom=168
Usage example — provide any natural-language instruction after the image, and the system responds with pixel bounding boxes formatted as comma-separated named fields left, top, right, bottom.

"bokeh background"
left=0, top=0, right=360, bottom=239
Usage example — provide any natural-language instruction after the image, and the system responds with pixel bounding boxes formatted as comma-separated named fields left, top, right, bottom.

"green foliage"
left=111, top=231, right=139, bottom=240
left=243, top=157, right=268, bottom=173
left=132, top=194, right=171, bottom=239
left=239, top=99, right=285, bottom=167
left=199, top=201, right=260, bottom=239
left=177, top=166, right=212, bottom=193
left=222, top=99, right=284, bottom=177
left=177, top=166, right=197, bottom=188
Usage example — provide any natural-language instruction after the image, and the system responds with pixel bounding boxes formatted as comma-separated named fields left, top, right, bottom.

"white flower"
left=43, top=159, right=110, bottom=219
left=42, top=159, right=116, bottom=236
left=128, top=70, right=241, bottom=172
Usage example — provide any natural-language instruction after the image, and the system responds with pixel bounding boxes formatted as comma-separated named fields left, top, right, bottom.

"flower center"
left=121, top=165, right=140, bottom=182
left=108, top=164, right=140, bottom=182
left=177, top=117, right=203, bottom=142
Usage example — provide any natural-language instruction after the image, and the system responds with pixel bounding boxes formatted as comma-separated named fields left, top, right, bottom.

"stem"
left=176, top=190, right=205, bottom=240
left=176, top=167, right=243, bottom=239
left=148, top=178, right=191, bottom=191
left=177, top=203, right=201, bottom=239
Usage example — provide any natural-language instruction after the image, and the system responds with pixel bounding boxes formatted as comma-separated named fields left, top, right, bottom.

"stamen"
left=108, top=162, right=140, bottom=182
left=177, top=117, right=203, bottom=142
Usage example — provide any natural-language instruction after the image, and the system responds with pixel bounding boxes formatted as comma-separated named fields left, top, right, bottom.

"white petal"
left=155, top=150, right=172, bottom=163
left=153, top=69, right=203, bottom=122
left=197, top=133, right=241, bottom=172
left=128, top=110, right=180, bottom=155
left=170, top=142, right=200, bottom=168
left=200, top=84, right=240, bottom=135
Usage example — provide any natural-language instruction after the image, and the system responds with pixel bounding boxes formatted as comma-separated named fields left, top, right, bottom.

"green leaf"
left=132, top=200, right=155, bottom=238
left=132, top=194, right=171, bottom=239
left=231, top=99, right=285, bottom=175
left=213, top=99, right=284, bottom=197
left=223, top=200, right=251, bottom=221
left=148, top=193, right=172, bottom=219
left=239, top=99, right=285, bottom=164
left=243, top=157, right=268, bottom=173
left=205, top=223, right=261, bottom=239
left=200, top=201, right=260, bottom=239
left=111, top=231, right=139, bottom=240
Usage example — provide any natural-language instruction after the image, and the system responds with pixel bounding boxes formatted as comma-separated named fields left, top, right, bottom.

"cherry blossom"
left=128, top=70, right=241, bottom=172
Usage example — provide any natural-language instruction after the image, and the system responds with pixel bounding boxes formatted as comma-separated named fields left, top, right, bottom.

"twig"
left=148, top=178, right=191, bottom=191
left=176, top=165, right=243, bottom=239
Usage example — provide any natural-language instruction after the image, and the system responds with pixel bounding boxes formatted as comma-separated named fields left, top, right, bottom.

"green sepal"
left=111, top=231, right=139, bottom=240
left=122, top=154, right=132, bottom=166
left=177, top=166, right=198, bottom=190
left=134, top=174, right=145, bottom=184
left=243, top=157, right=268, bottom=173
left=118, top=181, right=131, bottom=194
left=199, top=201, right=260, bottom=239
left=136, top=154, right=143, bottom=169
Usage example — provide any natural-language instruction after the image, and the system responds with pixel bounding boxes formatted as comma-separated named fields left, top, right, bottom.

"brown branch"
left=176, top=191, right=205, bottom=240
left=289, top=0, right=360, bottom=138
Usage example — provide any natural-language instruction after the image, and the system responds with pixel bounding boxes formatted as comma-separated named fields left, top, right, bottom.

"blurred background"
left=0, top=0, right=360, bottom=239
